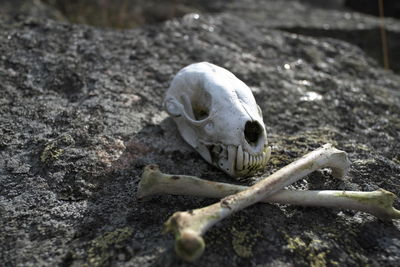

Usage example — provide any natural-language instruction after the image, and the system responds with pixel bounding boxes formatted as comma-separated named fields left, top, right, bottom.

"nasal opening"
left=244, top=121, right=263, bottom=146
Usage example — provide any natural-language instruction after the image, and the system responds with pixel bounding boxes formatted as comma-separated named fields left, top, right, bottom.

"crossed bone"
left=137, top=144, right=400, bottom=261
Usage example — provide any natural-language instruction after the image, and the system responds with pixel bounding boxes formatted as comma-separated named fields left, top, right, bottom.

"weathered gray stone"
left=1, top=0, right=400, bottom=266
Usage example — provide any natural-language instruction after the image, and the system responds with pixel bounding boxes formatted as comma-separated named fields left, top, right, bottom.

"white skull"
left=164, top=62, right=271, bottom=178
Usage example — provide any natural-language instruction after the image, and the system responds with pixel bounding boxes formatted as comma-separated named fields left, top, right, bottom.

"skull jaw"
left=175, top=120, right=272, bottom=178
left=196, top=141, right=272, bottom=178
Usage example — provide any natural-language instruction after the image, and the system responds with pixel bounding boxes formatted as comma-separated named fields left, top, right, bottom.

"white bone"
left=138, top=165, right=400, bottom=220
left=163, top=144, right=350, bottom=261
left=164, top=62, right=271, bottom=178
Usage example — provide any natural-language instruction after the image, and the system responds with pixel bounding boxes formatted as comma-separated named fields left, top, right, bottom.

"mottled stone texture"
left=1, top=0, right=400, bottom=266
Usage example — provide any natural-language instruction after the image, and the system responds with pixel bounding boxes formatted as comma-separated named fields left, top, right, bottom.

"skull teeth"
left=235, top=145, right=271, bottom=173
left=236, top=145, right=244, bottom=171
left=264, top=146, right=271, bottom=165
left=243, top=151, right=249, bottom=170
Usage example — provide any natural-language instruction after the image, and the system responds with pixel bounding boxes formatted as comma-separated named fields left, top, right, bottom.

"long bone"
left=137, top=165, right=400, bottom=220
left=163, top=144, right=350, bottom=261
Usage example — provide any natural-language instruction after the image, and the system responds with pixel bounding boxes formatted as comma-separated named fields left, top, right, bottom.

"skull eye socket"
left=192, top=104, right=209, bottom=120
left=244, top=121, right=263, bottom=146
left=192, top=90, right=211, bottom=120
left=181, top=90, right=211, bottom=121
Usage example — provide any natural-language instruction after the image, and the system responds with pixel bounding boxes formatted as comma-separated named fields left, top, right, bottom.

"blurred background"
left=32, top=0, right=400, bottom=29
left=11, top=0, right=391, bottom=74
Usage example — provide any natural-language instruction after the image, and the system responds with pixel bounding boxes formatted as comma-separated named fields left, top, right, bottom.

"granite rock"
left=1, top=0, right=400, bottom=266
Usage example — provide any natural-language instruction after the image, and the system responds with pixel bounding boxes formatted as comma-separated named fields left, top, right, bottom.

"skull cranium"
left=164, top=62, right=271, bottom=178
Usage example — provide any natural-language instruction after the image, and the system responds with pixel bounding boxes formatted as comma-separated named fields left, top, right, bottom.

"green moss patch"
left=40, top=134, right=75, bottom=163
left=284, top=233, right=328, bottom=267
left=230, top=226, right=261, bottom=258
left=85, top=227, right=133, bottom=267
left=229, top=216, right=262, bottom=258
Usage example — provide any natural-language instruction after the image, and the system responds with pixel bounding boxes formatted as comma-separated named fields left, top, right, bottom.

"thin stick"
left=163, top=144, right=350, bottom=261
left=138, top=165, right=400, bottom=220
left=378, top=0, right=390, bottom=69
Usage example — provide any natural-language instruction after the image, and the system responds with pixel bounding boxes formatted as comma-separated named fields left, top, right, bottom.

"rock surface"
left=1, top=0, right=400, bottom=266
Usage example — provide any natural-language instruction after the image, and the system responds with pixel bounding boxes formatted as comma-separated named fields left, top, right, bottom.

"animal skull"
left=164, top=62, right=271, bottom=178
